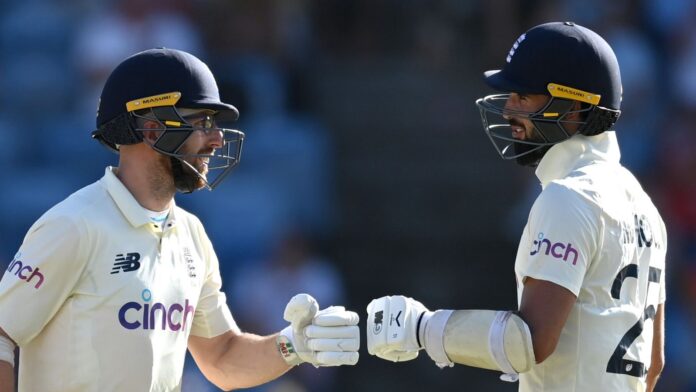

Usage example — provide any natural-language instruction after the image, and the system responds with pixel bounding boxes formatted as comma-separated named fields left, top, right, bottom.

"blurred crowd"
left=0, top=0, right=694, bottom=391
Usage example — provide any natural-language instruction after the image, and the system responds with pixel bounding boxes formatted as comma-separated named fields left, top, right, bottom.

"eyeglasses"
left=177, top=110, right=224, bottom=136
left=133, top=108, right=231, bottom=138
left=183, top=113, right=216, bottom=131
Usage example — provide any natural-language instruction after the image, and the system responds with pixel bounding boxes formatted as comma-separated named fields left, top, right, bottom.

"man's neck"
left=114, top=162, right=175, bottom=212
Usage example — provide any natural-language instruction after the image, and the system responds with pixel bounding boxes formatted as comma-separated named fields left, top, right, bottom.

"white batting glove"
left=277, top=293, right=360, bottom=367
left=366, top=295, right=429, bottom=362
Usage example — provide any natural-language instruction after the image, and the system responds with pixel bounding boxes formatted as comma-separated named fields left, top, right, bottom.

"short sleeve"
left=189, top=224, right=238, bottom=338
left=0, top=215, right=88, bottom=346
left=516, top=183, right=600, bottom=297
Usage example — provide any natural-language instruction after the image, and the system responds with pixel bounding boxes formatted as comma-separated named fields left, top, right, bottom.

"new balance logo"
left=111, top=253, right=141, bottom=274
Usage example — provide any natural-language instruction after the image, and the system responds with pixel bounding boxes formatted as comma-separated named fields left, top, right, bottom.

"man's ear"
left=140, top=120, right=162, bottom=144
left=565, top=101, right=585, bottom=121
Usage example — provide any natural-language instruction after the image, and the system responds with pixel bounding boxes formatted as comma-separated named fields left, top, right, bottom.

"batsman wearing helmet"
left=0, top=48, right=359, bottom=391
left=366, top=22, right=666, bottom=391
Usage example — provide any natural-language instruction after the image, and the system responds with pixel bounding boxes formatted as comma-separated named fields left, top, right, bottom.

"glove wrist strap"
left=277, top=325, right=303, bottom=366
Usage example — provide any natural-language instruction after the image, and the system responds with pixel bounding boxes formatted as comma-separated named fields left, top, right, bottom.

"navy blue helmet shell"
left=484, top=21, right=622, bottom=110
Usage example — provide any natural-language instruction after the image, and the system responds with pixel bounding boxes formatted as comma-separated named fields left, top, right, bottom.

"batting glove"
left=366, top=295, right=429, bottom=362
left=277, top=293, right=360, bottom=367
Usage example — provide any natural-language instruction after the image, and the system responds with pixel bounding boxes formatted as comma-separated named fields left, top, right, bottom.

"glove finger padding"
left=313, top=306, right=360, bottom=326
left=308, top=338, right=360, bottom=352
left=315, top=351, right=359, bottom=366
left=366, top=295, right=427, bottom=359
left=305, top=325, right=359, bottom=339
left=366, top=297, right=390, bottom=355
left=279, top=293, right=361, bottom=367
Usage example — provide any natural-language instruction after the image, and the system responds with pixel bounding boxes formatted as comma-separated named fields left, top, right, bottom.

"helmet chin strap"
left=170, top=157, right=209, bottom=194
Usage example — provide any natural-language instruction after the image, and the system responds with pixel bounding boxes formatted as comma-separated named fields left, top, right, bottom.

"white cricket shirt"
left=515, top=132, right=667, bottom=392
left=0, top=167, right=238, bottom=391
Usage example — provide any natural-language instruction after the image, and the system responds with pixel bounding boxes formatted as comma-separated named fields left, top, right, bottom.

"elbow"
left=650, top=355, right=665, bottom=377
left=203, top=373, right=233, bottom=391
left=209, top=376, right=237, bottom=392
left=526, top=320, right=565, bottom=364
left=204, top=366, right=239, bottom=391
left=533, top=347, right=555, bottom=364
left=532, top=336, right=559, bottom=364
left=195, top=359, right=237, bottom=391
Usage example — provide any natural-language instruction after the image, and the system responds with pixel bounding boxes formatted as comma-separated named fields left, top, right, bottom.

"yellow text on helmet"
left=126, top=92, right=182, bottom=112
left=547, top=83, right=600, bottom=105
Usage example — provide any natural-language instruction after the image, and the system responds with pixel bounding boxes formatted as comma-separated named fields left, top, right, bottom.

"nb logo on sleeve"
left=111, top=253, right=141, bottom=274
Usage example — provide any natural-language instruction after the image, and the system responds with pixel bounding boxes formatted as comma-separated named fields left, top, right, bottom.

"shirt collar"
left=101, top=166, right=176, bottom=228
left=535, top=131, right=621, bottom=189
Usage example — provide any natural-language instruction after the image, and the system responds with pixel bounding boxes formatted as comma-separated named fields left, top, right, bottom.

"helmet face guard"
left=475, top=83, right=617, bottom=167
left=134, top=106, right=244, bottom=192
left=476, top=93, right=584, bottom=164
left=93, top=91, right=244, bottom=192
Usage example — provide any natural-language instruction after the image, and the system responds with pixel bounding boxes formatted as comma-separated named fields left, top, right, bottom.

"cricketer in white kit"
left=0, top=48, right=359, bottom=392
left=366, top=22, right=666, bottom=392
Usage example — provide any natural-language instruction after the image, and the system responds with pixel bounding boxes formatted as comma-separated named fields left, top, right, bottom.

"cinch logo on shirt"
left=6, top=253, right=45, bottom=289
left=118, top=289, right=194, bottom=332
left=530, top=233, right=579, bottom=265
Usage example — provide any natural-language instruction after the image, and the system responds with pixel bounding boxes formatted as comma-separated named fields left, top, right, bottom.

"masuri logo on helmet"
left=126, top=92, right=182, bottom=112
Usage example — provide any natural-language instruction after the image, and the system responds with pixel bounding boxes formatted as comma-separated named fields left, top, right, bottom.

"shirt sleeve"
left=516, top=182, right=600, bottom=297
left=189, top=223, right=239, bottom=338
left=0, top=214, right=88, bottom=346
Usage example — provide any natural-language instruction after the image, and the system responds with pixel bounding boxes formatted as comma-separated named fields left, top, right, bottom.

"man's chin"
left=513, top=142, right=550, bottom=167
left=174, top=177, right=206, bottom=193
left=171, top=157, right=208, bottom=193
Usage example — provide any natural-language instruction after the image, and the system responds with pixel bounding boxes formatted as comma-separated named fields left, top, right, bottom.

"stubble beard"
left=513, top=140, right=549, bottom=167
left=510, top=120, right=549, bottom=167
left=148, top=154, right=177, bottom=201
left=171, top=153, right=209, bottom=193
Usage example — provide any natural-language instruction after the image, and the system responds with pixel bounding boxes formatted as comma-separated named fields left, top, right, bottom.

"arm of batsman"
left=367, top=295, right=536, bottom=381
left=277, top=293, right=360, bottom=367
left=366, top=295, right=427, bottom=362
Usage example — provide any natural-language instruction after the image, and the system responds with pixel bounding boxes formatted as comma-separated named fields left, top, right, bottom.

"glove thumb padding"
left=314, top=306, right=360, bottom=327
left=284, top=293, right=319, bottom=334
